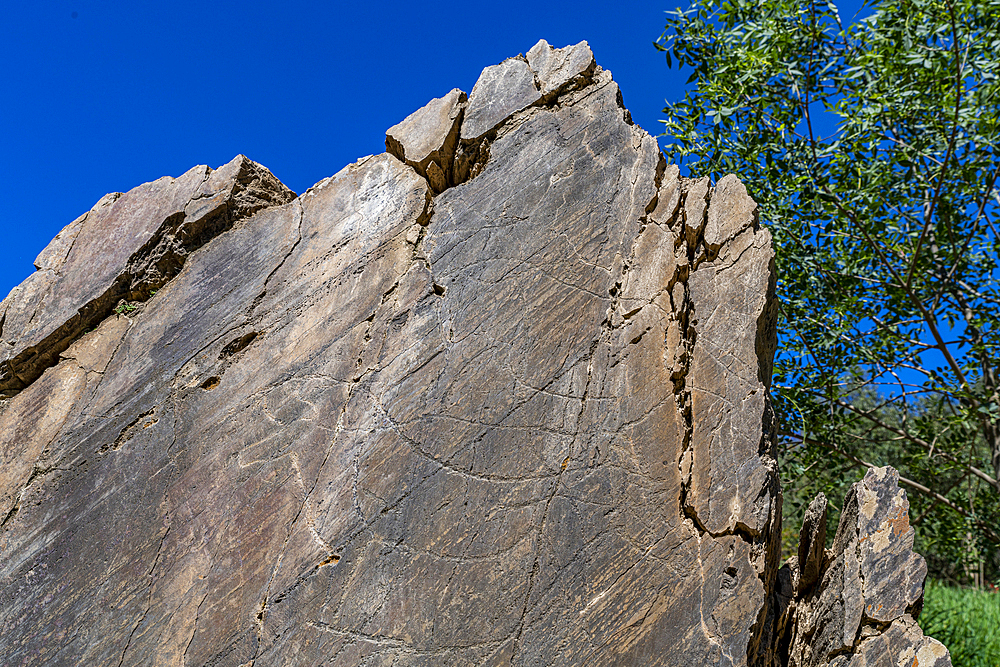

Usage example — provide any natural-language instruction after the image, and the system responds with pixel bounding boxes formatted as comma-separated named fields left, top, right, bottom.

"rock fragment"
left=797, top=492, right=827, bottom=592
left=526, top=38, right=596, bottom=98
left=461, top=57, right=540, bottom=141
left=781, top=467, right=951, bottom=667
left=386, top=88, right=467, bottom=192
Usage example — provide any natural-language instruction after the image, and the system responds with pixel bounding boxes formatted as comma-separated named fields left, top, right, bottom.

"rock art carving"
left=0, top=39, right=948, bottom=666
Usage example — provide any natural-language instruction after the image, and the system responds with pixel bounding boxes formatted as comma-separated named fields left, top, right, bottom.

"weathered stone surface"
left=526, top=39, right=596, bottom=97
left=0, top=41, right=945, bottom=667
left=386, top=88, right=467, bottom=193
left=836, top=617, right=950, bottom=667
left=461, top=56, right=540, bottom=140
left=797, top=492, right=828, bottom=593
left=781, top=467, right=950, bottom=667
left=0, top=155, right=295, bottom=398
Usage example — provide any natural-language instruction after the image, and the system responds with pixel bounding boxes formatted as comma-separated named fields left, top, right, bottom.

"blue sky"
left=0, top=1, right=692, bottom=299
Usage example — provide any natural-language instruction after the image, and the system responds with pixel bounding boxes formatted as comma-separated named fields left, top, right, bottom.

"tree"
left=655, top=0, right=1000, bottom=586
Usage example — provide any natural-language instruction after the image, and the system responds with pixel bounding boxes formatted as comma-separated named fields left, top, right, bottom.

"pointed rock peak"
left=526, top=39, right=596, bottom=97
left=843, top=466, right=926, bottom=622
left=796, top=492, right=827, bottom=592
left=461, top=56, right=540, bottom=141
left=386, top=88, right=467, bottom=193
left=459, top=40, right=599, bottom=143
left=781, top=466, right=950, bottom=667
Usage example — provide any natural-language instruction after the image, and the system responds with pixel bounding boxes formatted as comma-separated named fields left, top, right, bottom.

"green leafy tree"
left=655, top=0, right=1000, bottom=586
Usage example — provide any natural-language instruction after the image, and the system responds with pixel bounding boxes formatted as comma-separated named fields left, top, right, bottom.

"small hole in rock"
left=201, top=376, right=221, bottom=391
left=220, top=331, right=257, bottom=359
left=433, top=283, right=446, bottom=296
left=319, top=553, right=341, bottom=567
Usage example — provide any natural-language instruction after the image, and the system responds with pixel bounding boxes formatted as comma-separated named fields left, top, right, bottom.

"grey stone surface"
left=526, top=39, right=596, bottom=97
left=797, top=492, right=827, bottom=592
left=0, top=155, right=295, bottom=398
left=461, top=57, right=540, bottom=141
left=781, top=467, right=950, bottom=667
left=386, top=88, right=467, bottom=192
left=841, top=617, right=950, bottom=667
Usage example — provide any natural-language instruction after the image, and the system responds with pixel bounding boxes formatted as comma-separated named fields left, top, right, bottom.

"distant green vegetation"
left=921, top=580, right=1000, bottom=667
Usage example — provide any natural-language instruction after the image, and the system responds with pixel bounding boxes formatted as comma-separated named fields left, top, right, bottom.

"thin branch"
left=938, top=163, right=1000, bottom=298
left=823, top=189, right=974, bottom=397
left=903, top=0, right=964, bottom=289
left=830, top=398, right=999, bottom=490
left=914, top=471, right=970, bottom=524
left=784, top=431, right=1000, bottom=542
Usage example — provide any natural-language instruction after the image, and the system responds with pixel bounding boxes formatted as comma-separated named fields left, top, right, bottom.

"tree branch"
left=783, top=431, right=1000, bottom=542
left=903, top=0, right=964, bottom=289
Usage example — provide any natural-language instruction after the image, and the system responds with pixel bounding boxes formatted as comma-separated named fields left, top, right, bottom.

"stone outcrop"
left=777, top=467, right=950, bottom=667
left=0, top=40, right=947, bottom=666
left=0, top=156, right=295, bottom=399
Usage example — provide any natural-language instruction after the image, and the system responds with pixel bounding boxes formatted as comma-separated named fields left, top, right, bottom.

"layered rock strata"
left=777, top=467, right=951, bottom=667
left=0, top=40, right=947, bottom=666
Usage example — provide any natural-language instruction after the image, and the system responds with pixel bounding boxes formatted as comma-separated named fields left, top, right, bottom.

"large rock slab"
left=0, top=40, right=944, bottom=667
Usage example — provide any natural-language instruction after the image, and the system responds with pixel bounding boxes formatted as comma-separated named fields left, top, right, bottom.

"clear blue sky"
left=0, top=1, right=691, bottom=300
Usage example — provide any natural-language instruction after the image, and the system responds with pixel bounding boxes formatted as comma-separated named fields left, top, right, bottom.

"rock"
left=0, top=155, right=295, bottom=398
left=797, top=492, right=827, bottom=593
left=0, top=41, right=946, bottom=667
left=839, top=617, right=950, bottom=667
left=685, top=174, right=777, bottom=540
left=461, top=57, right=540, bottom=140
left=526, top=39, right=596, bottom=98
left=782, top=467, right=951, bottom=667
left=386, top=88, right=467, bottom=193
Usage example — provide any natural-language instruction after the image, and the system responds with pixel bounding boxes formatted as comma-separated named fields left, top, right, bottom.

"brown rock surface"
left=386, top=88, right=467, bottom=193
left=0, top=42, right=946, bottom=667
left=780, top=467, right=950, bottom=667
left=0, top=155, right=295, bottom=399
left=460, top=56, right=540, bottom=141
left=526, top=39, right=596, bottom=98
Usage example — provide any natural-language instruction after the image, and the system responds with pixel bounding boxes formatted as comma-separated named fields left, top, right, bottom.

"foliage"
left=656, top=0, right=1000, bottom=585
left=779, top=390, right=1000, bottom=584
left=114, top=301, right=139, bottom=315
left=921, top=580, right=1000, bottom=666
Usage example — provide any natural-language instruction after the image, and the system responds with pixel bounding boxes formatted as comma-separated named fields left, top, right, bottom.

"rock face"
left=0, top=40, right=947, bottom=666
left=778, top=468, right=950, bottom=667
left=0, top=156, right=295, bottom=399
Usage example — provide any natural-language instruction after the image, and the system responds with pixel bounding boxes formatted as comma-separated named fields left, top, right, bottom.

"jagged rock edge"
left=388, top=57, right=605, bottom=196
left=4, top=48, right=770, bottom=665
left=0, top=162, right=295, bottom=401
